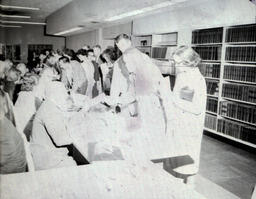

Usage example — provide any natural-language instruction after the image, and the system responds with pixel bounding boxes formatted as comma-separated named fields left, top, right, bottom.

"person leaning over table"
left=14, top=74, right=41, bottom=141
left=30, top=81, right=77, bottom=170
left=164, top=46, right=207, bottom=187
left=63, top=48, right=88, bottom=95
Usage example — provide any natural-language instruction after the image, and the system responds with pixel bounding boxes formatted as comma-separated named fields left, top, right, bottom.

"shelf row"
left=192, top=24, right=256, bottom=44
left=204, top=114, right=256, bottom=148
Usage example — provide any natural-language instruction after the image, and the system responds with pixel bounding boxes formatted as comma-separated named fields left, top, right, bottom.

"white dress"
left=171, top=68, right=207, bottom=174
left=14, top=91, right=39, bottom=139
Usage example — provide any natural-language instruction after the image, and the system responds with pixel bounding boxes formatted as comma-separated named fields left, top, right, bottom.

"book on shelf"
left=198, top=63, right=220, bottom=78
left=217, top=119, right=256, bottom=144
left=192, top=27, right=223, bottom=44
left=219, top=101, right=256, bottom=124
left=204, top=114, right=217, bottom=130
left=132, top=35, right=152, bottom=47
left=206, top=80, right=219, bottom=96
left=152, top=47, right=167, bottom=59
left=225, top=46, right=256, bottom=62
left=226, top=24, right=256, bottom=43
left=151, top=47, right=176, bottom=59
left=222, top=83, right=256, bottom=103
left=206, top=98, right=218, bottom=113
left=223, top=65, right=256, bottom=83
left=193, top=46, right=222, bottom=61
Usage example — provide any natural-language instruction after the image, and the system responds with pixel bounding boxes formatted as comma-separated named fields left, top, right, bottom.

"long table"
left=0, top=161, right=205, bottom=199
left=71, top=131, right=188, bottom=163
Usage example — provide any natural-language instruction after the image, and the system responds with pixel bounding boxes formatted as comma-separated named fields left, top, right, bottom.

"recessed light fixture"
left=105, top=0, right=185, bottom=21
left=0, top=20, right=46, bottom=25
left=0, top=14, right=31, bottom=19
left=90, top=21, right=100, bottom=24
left=0, top=24, right=22, bottom=28
left=54, top=27, right=84, bottom=36
left=0, top=4, right=40, bottom=10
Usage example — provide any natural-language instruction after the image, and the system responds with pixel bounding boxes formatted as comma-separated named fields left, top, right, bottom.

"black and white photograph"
left=0, top=0, right=256, bottom=198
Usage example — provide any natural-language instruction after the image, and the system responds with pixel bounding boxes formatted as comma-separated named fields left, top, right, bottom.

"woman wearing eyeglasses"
left=166, top=46, right=207, bottom=187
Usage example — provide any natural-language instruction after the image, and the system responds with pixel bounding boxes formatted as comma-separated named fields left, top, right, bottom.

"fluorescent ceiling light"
left=105, top=1, right=175, bottom=21
left=0, top=24, right=21, bottom=28
left=0, top=14, right=31, bottom=19
left=0, top=20, right=45, bottom=25
left=54, top=27, right=84, bottom=36
left=0, top=4, right=40, bottom=10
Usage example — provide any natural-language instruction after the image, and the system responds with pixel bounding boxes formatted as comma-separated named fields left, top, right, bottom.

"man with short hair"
left=93, top=45, right=102, bottom=64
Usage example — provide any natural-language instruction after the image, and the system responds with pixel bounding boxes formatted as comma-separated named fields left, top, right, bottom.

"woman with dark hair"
left=63, top=48, right=88, bottom=95
left=32, top=53, right=47, bottom=75
left=100, top=47, right=117, bottom=95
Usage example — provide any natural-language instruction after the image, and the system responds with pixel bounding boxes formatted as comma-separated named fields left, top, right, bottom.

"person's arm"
left=46, top=120, right=72, bottom=146
left=43, top=105, right=72, bottom=146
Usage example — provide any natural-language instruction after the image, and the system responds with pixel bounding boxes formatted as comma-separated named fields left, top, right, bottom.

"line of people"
left=0, top=44, right=118, bottom=173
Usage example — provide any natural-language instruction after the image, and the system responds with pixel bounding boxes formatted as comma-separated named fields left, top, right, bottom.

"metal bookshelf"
left=223, top=79, right=256, bottom=85
left=192, top=24, right=256, bottom=148
left=132, top=32, right=178, bottom=60
left=222, top=97, right=256, bottom=106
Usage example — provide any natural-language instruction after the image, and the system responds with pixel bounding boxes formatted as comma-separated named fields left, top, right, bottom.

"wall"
left=0, top=29, right=5, bottom=44
left=102, top=22, right=132, bottom=39
left=66, top=22, right=132, bottom=51
left=101, top=22, right=132, bottom=50
left=4, top=25, right=65, bottom=63
left=66, top=29, right=99, bottom=51
left=133, top=0, right=256, bottom=45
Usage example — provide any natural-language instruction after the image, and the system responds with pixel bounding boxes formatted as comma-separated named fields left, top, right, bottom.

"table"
left=0, top=161, right=206, bottom=199
left=72, top=131, right=188, bottom=163
left=68, top=90, right=189, bottom=163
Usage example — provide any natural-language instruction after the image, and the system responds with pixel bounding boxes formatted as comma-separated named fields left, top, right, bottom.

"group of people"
left=0, top=34, right=206, bottom=186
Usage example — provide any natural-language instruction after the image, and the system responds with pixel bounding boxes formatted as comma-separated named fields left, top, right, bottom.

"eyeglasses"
left=169, top=58, right=191, bottom=67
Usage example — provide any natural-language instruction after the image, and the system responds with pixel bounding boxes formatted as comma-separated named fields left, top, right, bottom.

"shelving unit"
left=132, top=32, right=177, bottom=60
left=192, top=24, right=256, bottom=148
left=5, top=44, right=21, bottom=62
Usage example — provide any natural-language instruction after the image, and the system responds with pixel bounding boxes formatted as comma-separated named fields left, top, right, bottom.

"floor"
left=198, top=134, right=256, bottom=199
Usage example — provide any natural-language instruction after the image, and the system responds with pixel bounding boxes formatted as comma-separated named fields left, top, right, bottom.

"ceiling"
left=0, top=0, right=210, bottom=34
left=46, top=0, right=203, bottom=35
left=1, top=0, right=72, bottom=22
